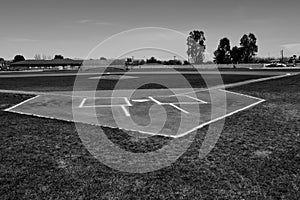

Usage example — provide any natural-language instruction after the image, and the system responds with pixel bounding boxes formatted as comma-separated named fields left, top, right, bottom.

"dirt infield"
left=5, top=88, right=264, bottom=138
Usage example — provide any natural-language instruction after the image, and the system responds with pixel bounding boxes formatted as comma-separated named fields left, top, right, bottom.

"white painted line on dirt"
left=5, top=108, right=175, bottom=138
left=169, top=103, right=189, bottom=114
left=81, top=104, right=130, bottom=108
left=78, top=97, right=131, bottom=108
left=4, top=95, right=40, bottom=112
left=120, top=105, right=130, bottom=117
left=172, top=102, right=207, bottom=105
left=148, top=96, right=162, bottom=105
left=184, top=95, right=208, bottom=104
left=131, top=99, right=150, bottom=103
left=124, top=97, right=132, bottom=106
left=78, top=98, right=87, bottom=108
left=89, top=96, right=125, bottom=99
left=89, top=75, right=138, bottom=80
left=174, top=99, right=266, bottom=138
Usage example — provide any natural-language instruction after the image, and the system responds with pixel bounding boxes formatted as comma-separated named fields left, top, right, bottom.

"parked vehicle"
left=264, top=62, right=287, bottom=68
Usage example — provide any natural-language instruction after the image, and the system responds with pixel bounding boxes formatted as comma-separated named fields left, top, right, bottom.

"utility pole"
left=280, top=50, right=284, bottom=63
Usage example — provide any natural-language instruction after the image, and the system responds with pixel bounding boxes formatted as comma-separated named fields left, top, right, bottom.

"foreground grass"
left=0, top=75, right=299, bottom=199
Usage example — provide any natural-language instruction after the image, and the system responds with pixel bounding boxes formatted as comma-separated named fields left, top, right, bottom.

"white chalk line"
left=78, top=98, right=87, bottom=108
left=4, top=95, right=40, bottom=112
left=120, top=105, right=130, bottom=117
left=78, top=96, right=132, bottom=108
left=5, top=109, right=174, bottom=138
left=79, top=104, right=131, bottom=108
left=148, top=96, right=162, bottom=105
left=175, top=99, right=266, bottom=138
left=169, top=103, right=189, bottom=114
left=182, top=95, right=208, bottom=104
left=131, top=99, right=149, bottom=103
left=167, top=73, right=299, bottom=97
left=124, top=97, right=132, bottom=106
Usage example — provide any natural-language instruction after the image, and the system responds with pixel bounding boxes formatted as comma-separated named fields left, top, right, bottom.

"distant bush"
left=54, top=55, right=64, bottom=59
left=13, top=55, right=25, bottom=63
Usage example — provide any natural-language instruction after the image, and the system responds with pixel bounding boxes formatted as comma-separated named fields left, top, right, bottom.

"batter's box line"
left=181, top=95, right=208, bottom=104
left=148, top=95, right=208, bottom=105
left=78, top=97, right=132, bottom=108
left=148, top=96, right=197, bottom=114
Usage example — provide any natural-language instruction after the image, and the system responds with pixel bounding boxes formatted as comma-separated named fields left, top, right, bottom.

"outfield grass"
left=0, top=74, right=271, bottom=92
left=0, top=75, right=299, bottom=199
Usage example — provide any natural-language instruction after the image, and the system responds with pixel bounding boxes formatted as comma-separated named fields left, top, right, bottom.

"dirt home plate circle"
left=72, top=27, right=227, bottom=173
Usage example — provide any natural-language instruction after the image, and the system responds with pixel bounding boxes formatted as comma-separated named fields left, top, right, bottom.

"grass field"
left=0, top=73, right=299, bottom=199
left=0, top=73, right=272, bottom=92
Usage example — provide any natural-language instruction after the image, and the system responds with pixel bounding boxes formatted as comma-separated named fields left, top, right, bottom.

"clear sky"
left=1, top=0, right=299, bottom=60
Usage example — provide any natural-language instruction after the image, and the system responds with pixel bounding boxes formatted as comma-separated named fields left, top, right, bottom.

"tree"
left=291, top=55, right=297, bottom=65
left=214, top=37, right=231, bottom=64
left=13, top=55, right=25, bottom=62
left=239, top=33, right=258, bottom=63
left=163, top=59, right=182, bottom=65
left=146, top=56, right=159, bottom=64
left=54, top=55, right=64, bottom=59
left=231, top=46, right=243, bottom=64
left=100, top=57, right=107, bottom=61
left=187, top=30, right=206, bottom=64
left=139, top=59, right=145, bottom=65
left=0, top=58, right=4, bottom=67
left=183, top=60, right=190, bottom=65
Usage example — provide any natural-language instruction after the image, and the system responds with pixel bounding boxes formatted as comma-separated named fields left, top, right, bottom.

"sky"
left=0, top=0, right=300, bottom=60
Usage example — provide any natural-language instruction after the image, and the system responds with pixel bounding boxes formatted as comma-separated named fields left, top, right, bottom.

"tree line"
left=186, top=31, right=260, bottom=64
left=10, top=54, right=66, bottom=63
left=187, top=30, right=300, bottom=64
left=214, top=33, right=258, bottom=64
left=1, top=30, right=300, bottom=65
